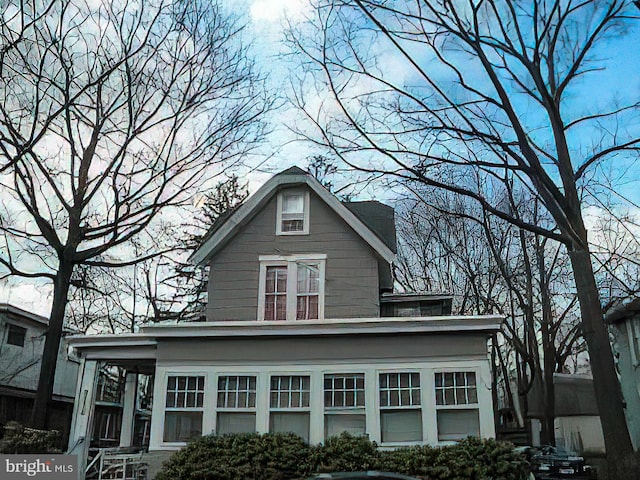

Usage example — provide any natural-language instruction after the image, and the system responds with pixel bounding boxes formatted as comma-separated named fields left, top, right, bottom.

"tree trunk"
left=540, top=356, right=556, bottom=445
left=568, top=249, right=638, bottom=479
left=540, top=258, right=556, bottom=446
left=31, top=260, right=74, bottom=429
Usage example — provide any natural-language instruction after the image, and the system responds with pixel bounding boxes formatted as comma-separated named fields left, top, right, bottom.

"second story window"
left=296, top=263, right=320, bottom=320
left=6, top=324, right=27, bottom=347
left=259, top=255, right=326, bottom=321
left=265, top=266, right=288, bottom=321
left=277, top=190, right=309, bottom=235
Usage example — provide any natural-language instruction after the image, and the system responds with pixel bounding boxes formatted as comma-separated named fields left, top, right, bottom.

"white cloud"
left=249, top=0, right=311, bottom=24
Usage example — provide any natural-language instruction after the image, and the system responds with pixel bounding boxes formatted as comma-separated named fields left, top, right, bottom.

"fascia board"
left=189, top=173, right=396, bottom=265
left=144, top=315, right=503, bottom=338
left=63, top=316, right=502, bottom=351
left=65, top=333, right=156, bottom=348
left=0, top=303, right=49, bottom=326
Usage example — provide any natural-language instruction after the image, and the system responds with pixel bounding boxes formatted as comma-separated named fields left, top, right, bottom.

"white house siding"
left=148, top=334, right=495, bottom=450
left=611, top=320, right=640, bottom=450
left=0, top=311, right=78, bottom=398
left=554, top=416, right=605, bottom=454
left=206, top=188, right=381, bottom=321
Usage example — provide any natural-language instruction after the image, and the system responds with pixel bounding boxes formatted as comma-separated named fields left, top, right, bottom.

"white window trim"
left=215, top=373, right=258, bottom=435
left=160, top=372, right=208, bottom=447
left=276, top=189, right=310, bottom=235
left=323, top=373, right=366, bottom=410
left=434, top=371, right=479, bottom=407
left=323, top=372, right=367, bottom=440
left=433, top=370, right=481, bottom=444
left=258, top=254, right=326, bottom=321
left=216, top=374, right=258, bottom=411
left=269, top=374, right=312, bottom=411
left=377, top=370, right=423, bottom=445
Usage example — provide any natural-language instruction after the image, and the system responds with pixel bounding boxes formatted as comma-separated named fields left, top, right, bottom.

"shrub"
left=156, top=433, right=529, bottom=480
left=375, top=445, right=439, bottom=477
left=375, top=438, right=529, bottom=480
left=311, top=433, right=379, bottom=472
left=0, top=422, right=62, bottom=454
left=155, top=432, right=313, bottom=480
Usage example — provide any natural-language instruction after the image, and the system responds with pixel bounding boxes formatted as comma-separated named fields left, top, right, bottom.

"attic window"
left=277, top=190, right=309, bottom=235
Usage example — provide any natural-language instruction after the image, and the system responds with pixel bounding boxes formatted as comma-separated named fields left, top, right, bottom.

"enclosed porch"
left=66, top=336, right=159, bottom=479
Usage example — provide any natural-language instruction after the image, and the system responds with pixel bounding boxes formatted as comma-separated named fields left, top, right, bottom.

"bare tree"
left=64, top=175, right=250, bottom=336
left=396, top=175, right=584, bottom=444
left=289, top=0, right=640, bottom=474
left=0, top=0, right=270, bottom=428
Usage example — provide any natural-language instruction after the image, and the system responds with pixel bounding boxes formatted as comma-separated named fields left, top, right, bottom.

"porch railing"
left=87, top=448, right=148, bottom=480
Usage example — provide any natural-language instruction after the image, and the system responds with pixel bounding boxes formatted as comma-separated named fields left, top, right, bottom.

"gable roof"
left=189, top=167, right=396, bottom=265
left=343, top=201, right=396, bottom=254
left=0, top=303, right=49, bottom=327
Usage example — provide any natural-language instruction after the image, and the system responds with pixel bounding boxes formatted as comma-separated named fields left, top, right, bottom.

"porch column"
left=67, top=358, right=100, bottom=476
left=119, top=372, right=138, bottom=447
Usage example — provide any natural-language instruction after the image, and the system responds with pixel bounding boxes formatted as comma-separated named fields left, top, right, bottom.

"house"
left=65, top=167, right=500, bottom=477
left=526, top=373, right=605, bottom=454
left=0, top=303, right=79, bottom=444
left=606, top=298, right=640, bottom=450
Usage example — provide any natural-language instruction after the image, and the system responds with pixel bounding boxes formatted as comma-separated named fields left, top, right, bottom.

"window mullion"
left=287, top=261, right=297, bottom=321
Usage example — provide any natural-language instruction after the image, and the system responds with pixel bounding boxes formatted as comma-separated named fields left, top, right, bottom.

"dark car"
left=529, top=446, right=592, bottom=479
left=306, top=473, right=422, bottom=480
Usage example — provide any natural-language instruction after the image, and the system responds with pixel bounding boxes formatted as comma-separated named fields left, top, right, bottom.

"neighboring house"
left=606, top=298, right=640, bottom=450
left=552, top=374, right=605, bottom=454
left=526, top=374, right=605, bottom=454
left=0, top=303, right=79, bottom=443
left=66, top=167, right=501, bottom=477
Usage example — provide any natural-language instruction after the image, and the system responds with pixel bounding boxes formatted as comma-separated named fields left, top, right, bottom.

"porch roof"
left=66, top=315, right=502, bottom=353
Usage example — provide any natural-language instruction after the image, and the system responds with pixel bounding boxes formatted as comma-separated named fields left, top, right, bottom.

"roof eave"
left=65, top=315, right=502, bottom=349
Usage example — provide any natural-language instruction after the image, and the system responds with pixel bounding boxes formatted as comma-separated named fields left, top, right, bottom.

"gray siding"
left=206, top=187, right=381, bottom=321
left=157, top=333, right=488, bottom=365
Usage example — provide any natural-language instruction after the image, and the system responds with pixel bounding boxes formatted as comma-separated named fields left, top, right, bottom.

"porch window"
left=259, top=255, right=325, bottom=321
left=379, top=372, right=422, bottom=443
left=163, top=375, right=204, bottom=443
left=324, top=373, right=366, bottom=439
left=216, top=375, right=257, bottom=434
left=269, top=375, right=310, bottom=442
left=434, top=372, right=480, bottom=441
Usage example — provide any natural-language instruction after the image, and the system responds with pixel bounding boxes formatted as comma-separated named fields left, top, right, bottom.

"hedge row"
left=0, top=422, right=62, bottom=454
left=156, top=432, right=529, bottom=480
